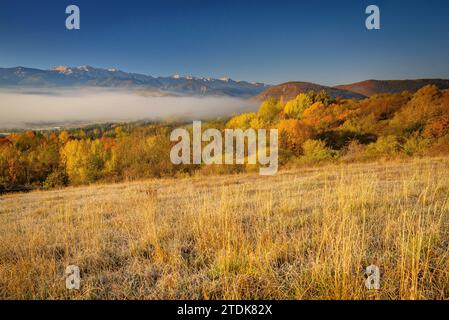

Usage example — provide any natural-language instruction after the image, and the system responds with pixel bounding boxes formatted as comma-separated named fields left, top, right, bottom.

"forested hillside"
left=1, top=85, right=448, bottom=191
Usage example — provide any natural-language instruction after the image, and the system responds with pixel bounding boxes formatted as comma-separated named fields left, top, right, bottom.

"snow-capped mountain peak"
left=1, top=65, right=270, bottom=98
left=76, top=65, right=92, bottom=72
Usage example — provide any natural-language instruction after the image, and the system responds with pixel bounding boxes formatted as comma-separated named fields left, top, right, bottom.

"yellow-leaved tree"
left=257, top=97, right=282, bottom=123
left=226, top=112, right=257, bottom=130
left=61, top=139, right=110, bottom=184
left=284, top=93, right=314, bottom=119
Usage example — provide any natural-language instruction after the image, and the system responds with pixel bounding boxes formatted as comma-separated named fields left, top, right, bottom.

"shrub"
left=403, top=132, right=431, bottom=156
left=43, top=169, right=68, bottom=189
left=340, top=140, right=366, bottom=162
left=300, top=139, right=335, bottom=163
left=365, top=135, right=400, bottom=158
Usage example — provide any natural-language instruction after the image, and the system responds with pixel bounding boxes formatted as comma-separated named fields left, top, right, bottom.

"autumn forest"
left=1, top=85, right=448, bottom=192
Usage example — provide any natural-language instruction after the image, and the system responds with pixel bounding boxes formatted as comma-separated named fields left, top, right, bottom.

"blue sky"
left=1, top=0, right=449, bottom=85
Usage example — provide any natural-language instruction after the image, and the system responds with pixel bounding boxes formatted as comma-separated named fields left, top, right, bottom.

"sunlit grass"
left=0, top=157, right=448, bottom=299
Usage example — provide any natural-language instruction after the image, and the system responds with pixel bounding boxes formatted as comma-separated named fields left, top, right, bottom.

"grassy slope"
left=1, top=157, right=449, bottom=299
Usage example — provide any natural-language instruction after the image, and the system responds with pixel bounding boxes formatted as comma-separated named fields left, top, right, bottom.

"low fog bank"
left=0, top=88, right=259, bottom=129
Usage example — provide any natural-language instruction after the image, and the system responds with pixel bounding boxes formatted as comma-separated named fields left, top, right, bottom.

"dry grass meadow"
left=1, top=157, right=449, bottom=300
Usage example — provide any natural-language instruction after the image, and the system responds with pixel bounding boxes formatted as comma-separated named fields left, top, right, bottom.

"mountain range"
left=0, top=66, right=268, bottom=98
left=1, top=65, right=449, bottom=100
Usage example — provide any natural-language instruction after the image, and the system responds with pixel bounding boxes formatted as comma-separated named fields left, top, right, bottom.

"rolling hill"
left=253, top=81, right=366, bottom=101
left=335, top=79, right=449, bottom=97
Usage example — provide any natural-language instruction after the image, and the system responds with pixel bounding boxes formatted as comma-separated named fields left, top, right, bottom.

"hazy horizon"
left=0, top=88, right=259, bottom=130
